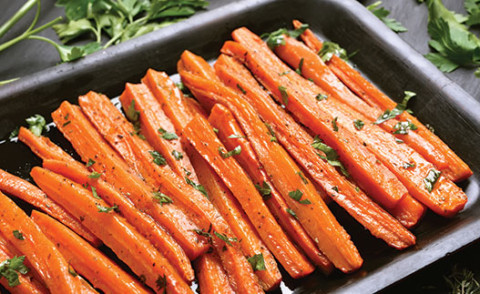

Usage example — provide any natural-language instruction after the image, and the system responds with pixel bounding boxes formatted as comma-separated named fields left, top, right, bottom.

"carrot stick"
left=183, top=114, right=318, bottom=277
left=79, top=91, right=263, bottom=294
left=208, top=103, right=333, bottom=271
left=390, top=196, right=427, bottom=229
left=214, top=54, right=424, bottom=232
left=119, top=83, right=197, bottom=181
left=222, top=35, right=406, bottom=209
left=0, top=192, right=91, bottom=294
left=31, top=210, right=149, bottom=294
left=142, top=69, right=195, bottom=132
left=52, top=101, right=207, bottom=259
left=0, top=166, right=100, bottom=246
left=43, top=159, right=195, bottom=283
left=188, top=146, right=281, bottom=290
left=195, top=252, right=235, bottom=294
left=293, top=20, right=472, bottom=182
left=274, top=34, right=451, bottom=175
left=31, top=167, right=192, bottom=294
left=227, top=28, right=467, bottom=217
left=0, top=235, right=48, bottom=294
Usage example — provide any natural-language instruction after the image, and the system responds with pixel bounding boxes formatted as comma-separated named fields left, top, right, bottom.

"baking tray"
left=1, top=0, right=480, bottom=293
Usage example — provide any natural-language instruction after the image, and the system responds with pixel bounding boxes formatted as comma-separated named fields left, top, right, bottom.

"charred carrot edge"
left=31, top=210, right=149, bottom=294
left=119, top=83, right=197, bottom=181
left=183, top=114, right=316, bottom=277
left=0, top=191, right=88, bottom=294
left=208, top=103, right=333, bottom=272
left=275, top=34, right=451, bottom=173
left=214, top=54, right=422, bottom=239
left=142, top=69, right=195, bottom=132
left=80, top=91, right=263, bottom=294
left=221, top=40, right=408, bottom=210
left=0, top=166, right=100, bottom=247
left=31, top=167, right=192, bottom=294
left=195, top=252, right=235, bottom=294
left=52, top=101, right=207, bottom=260
left=188, top=146, right=281, bottom=291
left=293, top=20, right=472, bottom=182
left=227, top=28, right=468, bottom=218
left=0, top=235, right=48, bottom=294
left=43, top=159, right=195, bottom=283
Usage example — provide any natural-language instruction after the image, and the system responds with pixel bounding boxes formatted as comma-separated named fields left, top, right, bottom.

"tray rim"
left=0, top=0, right=480, bottom=293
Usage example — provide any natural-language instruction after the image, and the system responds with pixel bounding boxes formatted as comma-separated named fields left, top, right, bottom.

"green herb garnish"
left=149, top=150, right=167, bottom=166
left=288, top=189, right=311, bottom=204
left=424, top=168, right=441, bottom=192
left=247, top=254, right=266, bottom=271
left=158, top=128, right=178, bottom=140
left=153, top=192, right=173, bottom=206
left=219, top=146, right=242, bottom=159
left=367, top=1, right=408, bottom=33
left=254, top=181, right=272, bottom=199
left=375, top=91, right=416, bottom=124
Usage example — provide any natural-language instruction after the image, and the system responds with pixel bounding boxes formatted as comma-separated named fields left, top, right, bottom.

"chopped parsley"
left=247, top=254, right=266, bottom=271
left=149, top=150, right=167, bottom=166
left=26, top=114, right=47, bottom=137
left=354, top=119, right=365, bottom=130
left=393, top=120, right=418, bottom=134
left=318, top=41, right=348, bottom=62
left=286, top=208, right=298, bottom=219
left=214, top=231, right=238, bottom=246
left=126, top=100, right=140, bottom=124
left=296, top=171, right=308, bottom=184
left=424, top=168, right=441, bottom=193
left=156, top=274, right=167, bottom=291
left=0, top=256, right=29, bottom=287
left=332, top=117, right=339, bottom=132
left=68, top=265, right=77, bottom=277
left=312, top=136, right=349, bottom=177
left=186, top=177, right=208, bottom=198
left=288, top=189, right=311, bottom=204
left=265, top=122, right=277, bottom=142
left=296, top=58, right=304, bottom=75
left=237, top=84, right=247, bottom=94
left=12, top=231, right=24, bottom=240
left=403, top=162, right=416, bottom=169
left=88, top=171, right=102, bottom=179
left=375, top=91, right=416, bottom=124
left=219, top=146, right=242, bottom=158
left=278, top=86, right=289, bottom=106
left=262, top=24, right=309, bottom=49
left=213, top=128, right=219, bottom=133
left=86, top=158, right=95, bottom=167
left=153, top=192, right=173, bottom=206
left=254, top=181, right=272, bottom=199
left=316, top=94, right=328, bottom=101
left=172, top=150, right=183, bottom=160
left=96, top=204, right=118, bottom=213
left=91, top=186, right=101, bottom=199
left=158, top=128, right=178, bottom=140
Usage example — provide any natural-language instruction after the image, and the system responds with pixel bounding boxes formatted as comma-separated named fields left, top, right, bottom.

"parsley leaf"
left=186, top=177, right=208, bottom=198
left=156, top=274, right=167, bottom=291
left=247, top=254, right=266, bottom=271
left=237, top=84, right=247, bottom=94
left=312, top=136, right=350, bottom=177
left=424, top=168, right=441, bottom=192
left=219, top=146, right=241, bottom=159
left=332, top=117, right=339, bottom=132
left=296, top=171, right=308, bottom=184
left=316, top=94, right=328, bottom=101
left=296, top=58, right=304, bottom=75
left=158, top=128, right=178, bottom=140
left=288, top=189, right=311, bottom=204
left=172, top=150, right=183, bottom=160
left=214, top=231, right=237, bottom=246
left=278, top=86, right=288, bottom=106
left=153, top=192, right=173, bottom=206
left=265, top=122, right=277, bottom=142
left=12, top=231, right=24, bottom=240
left=96, top=204, right=118, bottom=213
left=403, top=162, right=416, bottom=169
left=318, top=41, right=349, bottom=62
left=286, top=208, right=298, bottom=219
left=375, top=91, right=416, bottom=124
left=367, top=1, right=407, bottom=33
left=254, top=181, right=272, bottom=198
left=393, top=120, right=418, bottom=134
left=26, top=114, right=46, bottom=137
left=88, top=171, right=102, bottom=179
left=86, top=159, right=95, bottom=167
left=91, top=186, right=101, bottom=199
left=354, top=119, right=365, bottom=130
left=0, top=256, right=29, bottom=287
left=261, top=24, right=309, bottom=50
left=149, top=150, right=167, bottom=166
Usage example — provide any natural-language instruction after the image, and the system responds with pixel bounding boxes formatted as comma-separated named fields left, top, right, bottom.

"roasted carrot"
left=0, top=235, right=48, bottom=294
left=208, top=103, right=333, bottom=271
left=142, top=69, right=195, bottom=132
left=119, top=83, right=197, bottom=181
left=52, top=101, right=207, bottom=259
left=226, top=28, right=467, bottom=217
left=43, top=159, right=195, bottom=283
left=0, top=167, right=100, bottom=246
left=31, top=167, right=192, bottom=294
left=0, top=192, right=91, bottom=294
left=183, top=114, right=319, bottom=277
left=31, top=210, right=149, bottom=294
left=274, top=34, right=453, bottom=175
left=293, top=20, right=472, bottom=183
left=80, top=91, right=263, bottom=294
left=390, top=196, right=427, bottom=229
left=188, top=146, right=281, bottom=290
left=214, top=54, right=424, bottom=232
left=195, top=252, right=235, bottom=294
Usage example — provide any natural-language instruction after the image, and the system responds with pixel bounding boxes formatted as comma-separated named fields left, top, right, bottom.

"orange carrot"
left=79, top=91, right=263, bottom=294
left=275, top=34, right=452, bottom=175
left=0, top=167, right=100, bottom=246
left=43, top=159, right=195, bottom=283
left=142, top=69, right=195, bottom=132
left=214, top=54, right=424, bottom=232
left=31, top=210, right=149, bottom=294
left=31, top=167, right=192, bottom=294
left=188, top=146, right=281, bottom=290
left=52, top=101, right=207, bottom=259
left=293, top=20, right=472, bottom=182
left=0, top=235, right=48, bottom=294
left=227, top=28, right=467, bottom=217
left=0, top=192, right=90, bottom=294
left=119, top=83, right=197, bottom=181
left=195, top=252, right=235, bottom=294
left=390, top=196, right=427, bottom=229
left=183, top=114, right=318, bottom=277
left=208, top=103, right=333, bottom=272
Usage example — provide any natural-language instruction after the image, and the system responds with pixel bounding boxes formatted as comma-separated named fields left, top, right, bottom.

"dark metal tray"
left=1, top=0, right=480, bottom=293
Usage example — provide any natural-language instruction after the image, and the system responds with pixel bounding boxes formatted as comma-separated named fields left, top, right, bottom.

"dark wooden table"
left=1, top=0, right=479, bottom=292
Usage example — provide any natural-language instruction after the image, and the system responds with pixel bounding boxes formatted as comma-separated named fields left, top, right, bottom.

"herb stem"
left=0, top=16, right=63, bottom=52
left=0, top=0, right=38, bottom=39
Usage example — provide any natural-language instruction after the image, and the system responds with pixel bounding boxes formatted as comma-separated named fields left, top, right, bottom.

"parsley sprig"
left=0, top=256, right=29, bottom=287
left=367, top=1, right=407, bottom=33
